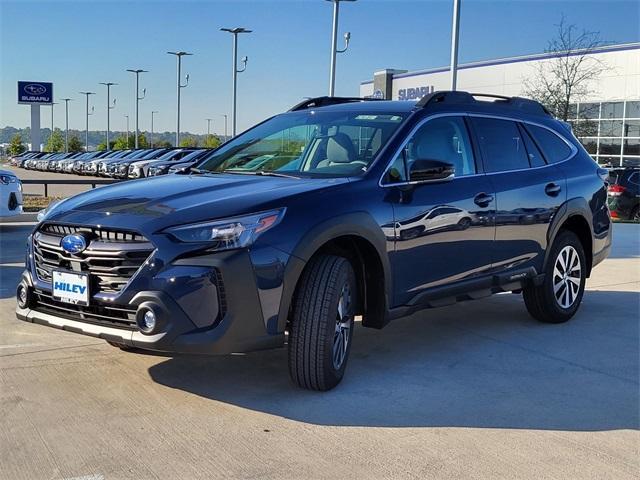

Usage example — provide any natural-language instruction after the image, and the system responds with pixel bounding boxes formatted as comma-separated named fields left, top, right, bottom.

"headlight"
left=164, top=208, right=286, bottom=250
left=0, top=174, right=18, bottom=185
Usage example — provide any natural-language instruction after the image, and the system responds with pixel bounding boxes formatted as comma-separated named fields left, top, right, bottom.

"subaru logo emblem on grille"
left=61, top=234, right=87, bottom=254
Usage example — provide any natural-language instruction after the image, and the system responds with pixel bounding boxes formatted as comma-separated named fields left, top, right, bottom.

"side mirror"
left=409, top=159, right=454, bottom=183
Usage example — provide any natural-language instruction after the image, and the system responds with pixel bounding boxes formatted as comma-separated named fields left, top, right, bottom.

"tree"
left=97, top=140, right=116, bottom=151
left=202, top=135, right=221, bottom=149
left=7, top=133, right=26, bottom=156
left=112, top=133, right=148, bottom=150
left=179, top=136, right=199, bottom=148
left=68, top=135, right=84, bottom=153
left=156, top=140, right=173, bottom=148
left=522, top=16, right=608, bottom=124
left=45, top=129, right=65, bottom=153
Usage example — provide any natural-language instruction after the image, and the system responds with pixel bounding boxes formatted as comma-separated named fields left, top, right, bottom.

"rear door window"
left=470, top=117, right=529, bottom=173
left=518, top=123, right=546, bottom=167
left=525, top=124, right=573, bottom=164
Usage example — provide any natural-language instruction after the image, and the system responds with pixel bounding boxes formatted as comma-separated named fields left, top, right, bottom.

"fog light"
left=16, top=284, right=30, bottom=309
left=137, top=308, right=157, bottom=334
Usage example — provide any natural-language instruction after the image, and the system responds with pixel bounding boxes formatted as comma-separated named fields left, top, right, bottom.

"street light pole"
left=49, top=102, right=57, bottom=142
left=221, top=114, right=228, bottom=141
left=100, top=82, right=117, bottom=149
left=449, top=0, right=461, bottom=90
left=61, top=98, right=72, bottom=153
left=151, top=110, right=158, bottom=147
left=79, top=91, right=95, bottom=151
left=221, top=27, right=251, bottom=137
left=326, top=0, right=355, bottom=97
left=124, top=115, right=130, bottom=145
left=126, top=69, right=147, bottom=148
left=167, top=51, right=192, bottom=146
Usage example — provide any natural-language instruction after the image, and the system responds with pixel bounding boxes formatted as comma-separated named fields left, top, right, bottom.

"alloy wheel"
left=333, top=283, right=352, bottom=370
left=552, top=245, right=582, bottom=309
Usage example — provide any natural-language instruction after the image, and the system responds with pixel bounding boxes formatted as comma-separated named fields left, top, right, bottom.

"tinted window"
left=385, top=116, right=475, bottom=183
left=518, top=124, right=546, bottom=167
left=526, top=125, right=572, bottom=164
left=471, top=117, right=529, bottom=173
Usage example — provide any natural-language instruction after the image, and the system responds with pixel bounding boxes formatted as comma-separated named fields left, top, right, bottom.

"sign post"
left=18, top=81, right=53, bottom=152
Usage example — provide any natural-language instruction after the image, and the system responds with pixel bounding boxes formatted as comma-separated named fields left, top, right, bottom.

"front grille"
left=33, top=289, right=137, bottom=330
left=33, top=223, right=154, bottom=294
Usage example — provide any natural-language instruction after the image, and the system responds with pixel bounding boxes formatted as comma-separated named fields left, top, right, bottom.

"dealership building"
left=360, top=42, right=640, bottom=166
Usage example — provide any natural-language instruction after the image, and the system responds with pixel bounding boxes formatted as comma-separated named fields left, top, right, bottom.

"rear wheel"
left=288, top=255, right=357, bottom=391
left=523, top=230, right=586, bottom=323
left=631, top=206, right=640, bottom=222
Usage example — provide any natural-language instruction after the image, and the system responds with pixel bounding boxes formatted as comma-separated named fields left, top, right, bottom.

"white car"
left=0, top=170, right=23, bottom=217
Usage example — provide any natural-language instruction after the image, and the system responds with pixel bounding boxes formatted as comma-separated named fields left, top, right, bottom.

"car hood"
left=44, top=173, right=348, bottom=232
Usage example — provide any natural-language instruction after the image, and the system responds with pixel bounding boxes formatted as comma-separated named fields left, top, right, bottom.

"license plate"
left=52, top=270, right=89, bottom=306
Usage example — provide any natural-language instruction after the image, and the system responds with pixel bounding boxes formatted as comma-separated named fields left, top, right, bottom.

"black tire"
left=288, top=254, right=357, bottom=391
left=631, top=205, right=640, bottom=223
left=523, top=230, right=586, bottom=323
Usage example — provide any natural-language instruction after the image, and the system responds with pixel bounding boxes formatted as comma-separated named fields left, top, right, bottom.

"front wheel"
left=523, top=230, right=586, bottom=323
left=288, top=255, right=357, bottom=391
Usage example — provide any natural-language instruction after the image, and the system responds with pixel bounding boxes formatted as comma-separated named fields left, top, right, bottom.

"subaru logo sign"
left=61, top=234, right=88, bottom=254
left=24, top=84, right=47, bottom=95
left=18, top=81, right=53, bottom=104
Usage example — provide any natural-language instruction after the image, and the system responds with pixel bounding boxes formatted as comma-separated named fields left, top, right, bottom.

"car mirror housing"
left=409, top=159, right=455, bottom=183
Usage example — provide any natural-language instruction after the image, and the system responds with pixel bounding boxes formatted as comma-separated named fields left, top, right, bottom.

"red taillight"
left=610, top=210, right=619, bottom=218
left=608, top=184, right=626, bottom=196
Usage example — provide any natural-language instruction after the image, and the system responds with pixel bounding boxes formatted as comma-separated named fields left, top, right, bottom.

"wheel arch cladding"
left=277, top=213, right=392, bottom=333
left=546, top=198, right=594, bottom=277
left=560, top=215, right=593, bottom=276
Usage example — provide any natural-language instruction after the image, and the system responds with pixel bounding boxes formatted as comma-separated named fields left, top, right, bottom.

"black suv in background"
left=17, top=92, right=612, bottom=391
left=607, top=167, right=640, bottom=221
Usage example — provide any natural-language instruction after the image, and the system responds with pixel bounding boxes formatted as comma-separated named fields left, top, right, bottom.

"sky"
left=1, top=0, right=638, bottom=136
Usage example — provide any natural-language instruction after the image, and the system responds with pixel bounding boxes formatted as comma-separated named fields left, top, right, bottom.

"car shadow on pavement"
left=148, top=289, right=639, bottom=431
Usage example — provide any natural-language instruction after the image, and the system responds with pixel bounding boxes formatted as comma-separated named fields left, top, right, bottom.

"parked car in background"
left=148, top=149, right=211, bottom=176
left=111, top=148, right=170, bottom=178
left=128, top=148, right=200, bottom=178
left=0, top=170, right=22, bottom=217
left=88, top=150, right=134, bottom=176
left=607, top=166, right=640, bottom=221
left=103, top=149, right=155, bottom=177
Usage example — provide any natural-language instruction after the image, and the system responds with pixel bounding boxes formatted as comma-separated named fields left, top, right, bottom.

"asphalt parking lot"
left=0, top=223, right=638, bottom=480
left=1, top=164, right=106, bottom=197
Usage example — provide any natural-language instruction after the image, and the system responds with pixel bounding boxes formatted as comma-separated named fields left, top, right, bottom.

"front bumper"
left=16, top=244, right=289, bottom=355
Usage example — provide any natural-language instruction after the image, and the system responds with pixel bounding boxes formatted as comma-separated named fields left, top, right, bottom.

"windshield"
left=197, top=110, right=407, bottom=177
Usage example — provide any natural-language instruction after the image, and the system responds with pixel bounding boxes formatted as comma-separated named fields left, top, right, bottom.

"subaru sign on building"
left=360, top=42, right=640, bottom=167
left=18, top=81, right=53, bottom=104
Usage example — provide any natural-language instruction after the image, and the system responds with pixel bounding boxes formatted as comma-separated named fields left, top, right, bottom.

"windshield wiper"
left=255, top=171, right=300, bottom=179
left=190, top=167, right=223, bottom=175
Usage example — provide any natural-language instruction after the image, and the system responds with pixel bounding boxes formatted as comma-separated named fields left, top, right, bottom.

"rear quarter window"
left=526, top=124, right=573, bottom=164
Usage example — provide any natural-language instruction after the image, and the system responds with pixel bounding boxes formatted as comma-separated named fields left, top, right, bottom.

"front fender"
left=275, top=212, right=392, bottom=333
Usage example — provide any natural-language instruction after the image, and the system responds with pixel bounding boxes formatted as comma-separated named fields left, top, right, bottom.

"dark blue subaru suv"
left=16, top=92, right=612, bottom=391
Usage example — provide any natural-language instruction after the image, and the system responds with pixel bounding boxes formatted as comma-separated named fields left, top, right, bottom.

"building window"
left=623, top=139, right=640, bottom=156
left=601, top=102, right=624, bottom=119
left=571, top=99, right=640, bottom=167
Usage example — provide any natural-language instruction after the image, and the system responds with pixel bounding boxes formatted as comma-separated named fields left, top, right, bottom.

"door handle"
left=474, top=192, right=494, bottom=207
left=545, top=183, right=562, bottom=197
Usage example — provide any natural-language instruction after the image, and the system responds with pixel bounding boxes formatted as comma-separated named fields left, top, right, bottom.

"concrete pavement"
left=0, top=224, right=638, bottom=479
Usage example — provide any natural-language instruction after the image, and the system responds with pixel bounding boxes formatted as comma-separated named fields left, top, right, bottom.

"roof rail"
left=416, top=90, right=551, bottom=116
left=288, top=96, right=381, bottom=112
